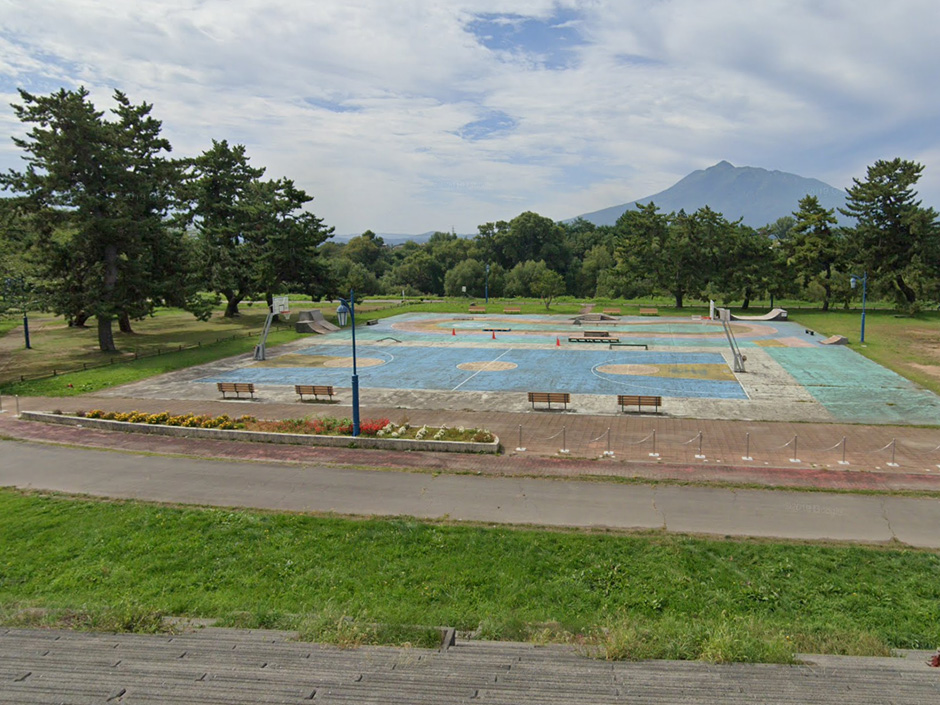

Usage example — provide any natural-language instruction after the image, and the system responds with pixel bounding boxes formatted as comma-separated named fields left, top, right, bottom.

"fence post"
left=742, top=432, right=753, bottom=461
left=560, top=426, right=569, bottom=454
left=605, top=427, right=613, bottom=457
left=15, top=395, right=20, bottom=416
left=515, top=424, right=526, bottom=452
left=839, top=436, right=848, bottom=465
left=887, top=438, right=899, bottom=467
left=789, top=435, right=800, bottom=463
left=694, top=431, right=705, bottom=459
left=649, top=429, right=659, bottom=457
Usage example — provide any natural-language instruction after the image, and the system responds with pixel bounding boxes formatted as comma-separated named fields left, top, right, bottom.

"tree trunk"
left=674, top=291, right=684, bottom=308
left=98, top=243, right=119, bottom=351
left=895, top=274, right=917, bottom=305
left=222, top=289, right=242, bottom=318
left=118, top=311, right=133, bottom=333
left=742, top=289, right=751, bottom=310
left=71, top=311, right=90, bottom=328
left=97, top=314, right=116, bottom=352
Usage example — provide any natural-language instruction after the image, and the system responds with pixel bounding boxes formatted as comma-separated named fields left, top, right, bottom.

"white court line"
left=451, top=348, right=512, bottom=391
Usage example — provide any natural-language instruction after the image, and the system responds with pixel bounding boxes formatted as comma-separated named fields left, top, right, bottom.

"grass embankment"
left=2, top=490, right=937, bottom=662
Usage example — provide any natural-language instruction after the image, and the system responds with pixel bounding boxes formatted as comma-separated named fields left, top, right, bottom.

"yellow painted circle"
left=322, top=356, right=385, bottom=368
left=457, top=361, right=519, bottom=372
left=596, top=364, right=661, bottom=376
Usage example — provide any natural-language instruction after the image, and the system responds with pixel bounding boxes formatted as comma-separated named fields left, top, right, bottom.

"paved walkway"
left=2, top=626, right=938, bottom=704
left=4, top=395, right=940, bottom=492
left=3, top=426, right=940, bottom=547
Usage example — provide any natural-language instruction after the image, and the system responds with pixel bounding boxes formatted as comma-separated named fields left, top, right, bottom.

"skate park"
left=104, top=310, right=940, bottom=427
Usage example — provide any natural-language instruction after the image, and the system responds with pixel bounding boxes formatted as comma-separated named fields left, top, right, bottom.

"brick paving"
left=3, top=394, right=940, bottom=491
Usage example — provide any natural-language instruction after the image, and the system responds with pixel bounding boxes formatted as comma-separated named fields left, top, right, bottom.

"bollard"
left=695, top=431, right=705, bottom=459
left=839, top=436, right=849, bottom=465
left=605, top=427, right=614, bottom=457
left=649, top=429, right=659, bottom=458
left=515, top=424, right=526, bottom=452
left=790, top=435, right=800, bottom=463
left=742, top=432, right=753, bottom=461
left=560, top=426, right=570, bottom=454
left=887, top=438, right=899, bottom=467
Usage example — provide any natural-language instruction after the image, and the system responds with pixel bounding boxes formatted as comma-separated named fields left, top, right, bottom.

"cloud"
left=1, top=0, right=939, bottom=233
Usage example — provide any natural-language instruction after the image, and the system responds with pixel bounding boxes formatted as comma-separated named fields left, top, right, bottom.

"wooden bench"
left=603, top=308, right=621, bottom=315
left=528, top=391, right=570, bottom=410
left=217, top=382, right=255, bottom=399
left=468, top=306, right=486, bottom=313
left=503, top=307, right=521, bottom=313
left=295, top=384, right=335, bottom=402
left=569, top=336, right=620, bottom=344
left=617, top=394, right=662, bottom=413
left=584, top=330, right=610, bottom=337
left=639, top=307, right=659, bottom=315
left=609, top=342, right=648, bottom=350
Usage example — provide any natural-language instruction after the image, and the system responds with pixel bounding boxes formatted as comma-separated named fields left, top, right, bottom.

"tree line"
left=324, top=158, right=940, bottom=314
left=2, top=88, right=939, bottom=353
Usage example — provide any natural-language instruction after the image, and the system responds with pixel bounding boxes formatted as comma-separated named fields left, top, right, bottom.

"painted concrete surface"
left=91, top=312, right=940, bottom=424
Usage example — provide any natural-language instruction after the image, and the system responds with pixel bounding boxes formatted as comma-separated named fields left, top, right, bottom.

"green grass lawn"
left=2, top=490, right=937, bottom=662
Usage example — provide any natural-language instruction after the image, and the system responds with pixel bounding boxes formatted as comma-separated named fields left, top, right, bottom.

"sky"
left=1, top=0, right=939, bottom=235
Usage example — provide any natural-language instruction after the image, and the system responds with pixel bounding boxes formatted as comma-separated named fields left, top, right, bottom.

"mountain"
left=573, top=161, right=847, bottom=228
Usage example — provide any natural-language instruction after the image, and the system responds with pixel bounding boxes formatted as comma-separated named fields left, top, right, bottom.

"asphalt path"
left=2, top=439, right=939, bottom=547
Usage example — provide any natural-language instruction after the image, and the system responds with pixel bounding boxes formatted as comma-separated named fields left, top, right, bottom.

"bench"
left=295, top=384, right=335, bottom=402
left=503, top=307, right=521, bottom=313
left=603, top=308, right=621, bottom=315
left=609, top=342, right=648, bottom=350
left=584, top=330, right=610, bottom=337
left=217, top=382, right=255, bottom=399
left=569, top=336, right=620, bottom=344
left=468, top=306, right=486, bottom=313
left=366, top=319, right=379, bottom=326
left=639, top=307, right=659, bottom=315
left=528, top=391, right=570, bottom=410
left=617, top=394, right=662, bottom=413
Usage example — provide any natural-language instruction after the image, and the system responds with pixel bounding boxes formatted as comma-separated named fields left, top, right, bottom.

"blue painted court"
left=201, top=345, right=748, bottom=399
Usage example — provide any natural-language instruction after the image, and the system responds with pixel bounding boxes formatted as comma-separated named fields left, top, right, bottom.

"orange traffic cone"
left=556, top=337, right=560, bottom=347
left=492, top=330, right=496, bottom=340
left=452, top=328, right=456, bottom=336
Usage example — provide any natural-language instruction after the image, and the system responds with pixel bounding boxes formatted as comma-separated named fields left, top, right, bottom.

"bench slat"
left=617, top=394, right=662, bottom=413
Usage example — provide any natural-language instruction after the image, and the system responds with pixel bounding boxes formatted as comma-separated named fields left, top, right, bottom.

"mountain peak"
left=571, top=163, right=845, bottom=228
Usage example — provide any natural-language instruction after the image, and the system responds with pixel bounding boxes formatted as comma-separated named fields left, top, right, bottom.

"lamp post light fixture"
left=850, top=271, right=868, bottom=344
left=335, top=290, right=360, bottom=436
left=485, top=263, right=490, bottom=304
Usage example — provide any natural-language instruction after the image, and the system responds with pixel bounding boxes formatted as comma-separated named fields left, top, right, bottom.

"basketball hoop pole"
left=253, top=296, right=290, bottom=361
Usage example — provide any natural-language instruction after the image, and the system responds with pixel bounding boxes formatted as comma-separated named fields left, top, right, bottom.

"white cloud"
left=1, top=0, right=939, bottom=232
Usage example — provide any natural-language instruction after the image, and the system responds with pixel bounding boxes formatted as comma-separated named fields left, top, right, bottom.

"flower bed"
left=27, top=410, right=500, bottom=454
left=77, top=410, right=495, bottom=444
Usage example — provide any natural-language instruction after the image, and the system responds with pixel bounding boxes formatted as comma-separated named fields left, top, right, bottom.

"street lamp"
left=335, top=290, right=360, bottom=436
left=850, top=271, right=868, bottom=344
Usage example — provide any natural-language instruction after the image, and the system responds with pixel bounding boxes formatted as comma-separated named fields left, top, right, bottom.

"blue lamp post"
left=850, top=271, right=868, bottom=344
left=335, top=291, right=360, bottom=436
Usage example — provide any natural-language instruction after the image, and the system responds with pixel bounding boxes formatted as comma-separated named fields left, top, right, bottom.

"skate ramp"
left=729, top=308, right=788, bottom=321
